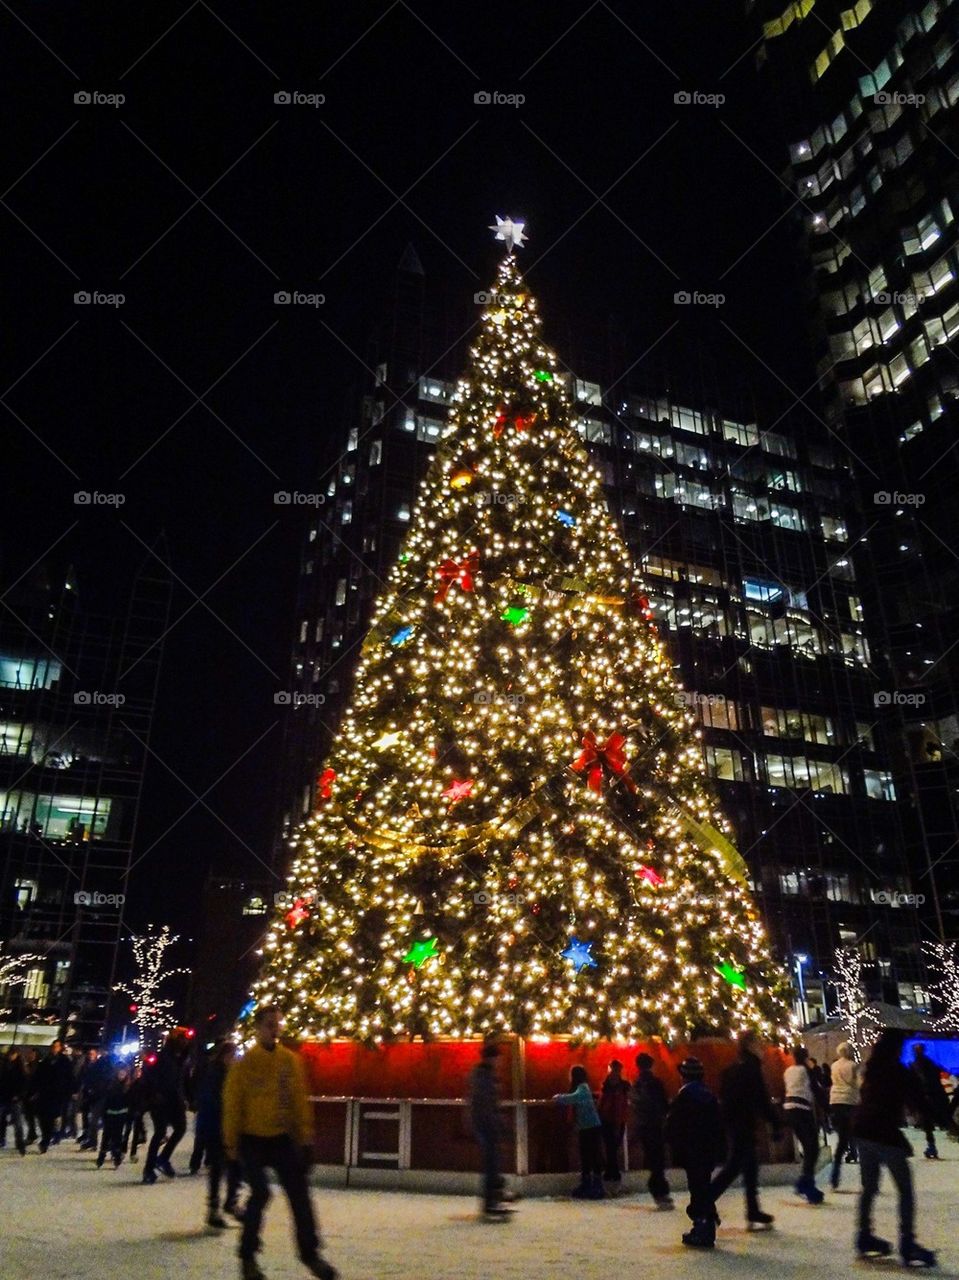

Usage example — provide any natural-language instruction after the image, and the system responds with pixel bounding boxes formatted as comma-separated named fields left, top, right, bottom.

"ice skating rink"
left=2, top=1136, right=956, bottom=1278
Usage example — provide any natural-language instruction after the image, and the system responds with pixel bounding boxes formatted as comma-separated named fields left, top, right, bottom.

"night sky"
left=2, top=2, right=815, bottom=941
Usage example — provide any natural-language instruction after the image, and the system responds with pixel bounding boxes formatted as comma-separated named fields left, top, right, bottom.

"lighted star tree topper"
left=255, top=217, right=790, bottom=1044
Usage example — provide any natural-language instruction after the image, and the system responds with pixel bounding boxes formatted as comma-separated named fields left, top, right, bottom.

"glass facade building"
left=0, top=553, right=171, bottom=1045
left=754, top=0, right=959, bottom=941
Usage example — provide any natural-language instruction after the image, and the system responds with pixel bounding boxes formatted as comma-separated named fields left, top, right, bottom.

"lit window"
left=863, top=769, right=897, bottom=801
left=821, top=514, right=848, bottom=541
left=764, top=754, right=847, bottom=794
left=14, top=878, right=37, bottom=909
left=704, top=745, right=751, bottom=782
left=418, top=378, right=452, bottom=402
left=0, top=722, right=32, bottom=756
left=0, top=656, right=62, bottom=690
left=574, top=379, right=602, bottom=405
left=743, top=577, right=784, bottom=604
left=722, top=419, right=760, bottom=447
left=0, top=791, right=112, bottom=840
left=416, top=418, right=444, bottom=442
left=22, top=967, right=47, bottom=1002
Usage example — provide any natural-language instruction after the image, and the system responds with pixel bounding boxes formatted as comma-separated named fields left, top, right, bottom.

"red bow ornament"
left=286, top=897, right=312, bottom=930
left=571, top=730, right=637, bottom=794
left=316, top=768, right=336, bottom=801
left=492, top=408, right=537, bottom=439
left=435, top=551, right=479, bottom=603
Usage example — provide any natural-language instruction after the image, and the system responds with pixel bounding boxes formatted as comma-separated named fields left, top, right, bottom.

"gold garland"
left=345, top=789, right=549, bottom=861
left=670, top=806, right=750, bottom=887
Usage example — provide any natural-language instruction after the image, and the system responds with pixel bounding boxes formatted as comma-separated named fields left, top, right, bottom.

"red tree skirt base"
left=299, top=1034, right=787, bottom=1100
left=297, top=1036, right=793, bottom=1175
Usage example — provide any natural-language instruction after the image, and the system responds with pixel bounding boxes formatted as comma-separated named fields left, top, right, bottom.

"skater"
left=189, top=1043, right=212, bottom=1175
left=468, top=1038, right=510, bottom=1219
left=665, top=1057, right=725, bottom=1249
left=97, top=1067, right=131, bottom=1168
left=34, top=1040, right=76, bottom=1152
left=142, top=1027, right=190, bottom=1183
left=910, top=1043, right=952, bottom=1158
left=552, top=1065, right=604, bottom=1199
left=854, top=1029, right=936, bottom=1267
left=632, top=1051, right=673, bottom=1208
left=0, top=1047, right=27, bottom=1154
left=709, top=1029, right=780, bottom=1229
left=782, top=1045, right=824, bottom=1203
left=78, top=1049, right=113, bottom=1150
left=811, top=1057, right=831, bottom=1142
left=829, top=1041, right=859, bottom=1188
left=598, top=1058, right=630, bottom=1189
left=223, top=1005, right=337, bottom=1280
left=21, top=1047, right=38, bottom=1146
left=125, top=1064, right=149, bottom=1162
left=198, top=1041, right=244, bottom=1227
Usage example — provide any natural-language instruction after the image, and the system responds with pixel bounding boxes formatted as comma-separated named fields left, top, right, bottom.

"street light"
left=794, top=953, right=809, bottom=1027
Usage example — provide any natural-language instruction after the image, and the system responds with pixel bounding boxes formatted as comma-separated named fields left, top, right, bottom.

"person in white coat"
left=783, top=1045, right=824, bottom=1204
left=829, top=1041, right=860, bottom=1188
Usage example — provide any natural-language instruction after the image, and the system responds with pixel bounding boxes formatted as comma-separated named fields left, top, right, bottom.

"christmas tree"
left=257, top=219, right=789, bottom=1044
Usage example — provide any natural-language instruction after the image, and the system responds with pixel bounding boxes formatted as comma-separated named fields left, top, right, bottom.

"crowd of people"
left=2, top=1021, right=956, bottom=1275
left=0, top=1012, right=338, bottom=1280
left=470, top=1028, right=954, bottom=1264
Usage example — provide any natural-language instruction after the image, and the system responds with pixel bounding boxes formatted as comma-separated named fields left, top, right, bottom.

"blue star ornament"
left=561, top=936, right=597, bottom=973
left=555, top=508, right=576, bottom=528
left=390, top=625, right=414, bottom=647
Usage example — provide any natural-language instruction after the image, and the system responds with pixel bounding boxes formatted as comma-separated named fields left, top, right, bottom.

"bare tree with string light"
left=114, top=925, right=189, bottom=1055
left=923, top=940, right=959, bottom=1033
left=832, top=946, right=881, bottom=1062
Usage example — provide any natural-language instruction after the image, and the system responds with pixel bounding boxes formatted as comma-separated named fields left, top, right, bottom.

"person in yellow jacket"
left=223, top=1006, right=337, bottom=1280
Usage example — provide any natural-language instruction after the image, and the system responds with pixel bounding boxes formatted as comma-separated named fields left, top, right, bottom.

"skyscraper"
left=755, top=0, right=959, bottom=939
left=272, top=249, right=928, bottom=1021
left=0, top=549, right=171, bottom=1045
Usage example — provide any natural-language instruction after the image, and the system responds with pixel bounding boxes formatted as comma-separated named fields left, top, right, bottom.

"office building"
left=755, top=0, right=959, bottom=938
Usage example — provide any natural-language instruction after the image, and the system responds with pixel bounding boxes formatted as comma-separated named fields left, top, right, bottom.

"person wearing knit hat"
left=599, top=1059, right=631, bottom=1190
left=632, top=1052, right=673, bottom=1209
left=829, top=1041, right=860, bottom=1189
left=666, top=1059, right=724, bottom=1248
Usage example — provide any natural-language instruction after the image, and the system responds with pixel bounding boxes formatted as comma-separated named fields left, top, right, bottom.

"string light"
left=0, top=943, right=44, bottom=1008
left=923, top=940, right=959, bottom=1033
left=114, top=925, right=188, bottom=1051
left=253, top=252, right=790, bottom=1045
left=832, top=946, right=880, bottom=1061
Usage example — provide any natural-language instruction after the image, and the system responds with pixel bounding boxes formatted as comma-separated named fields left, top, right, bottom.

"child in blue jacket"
left=553, top=1066, right=604, bottom=1199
